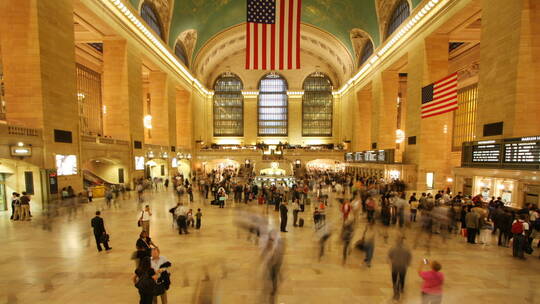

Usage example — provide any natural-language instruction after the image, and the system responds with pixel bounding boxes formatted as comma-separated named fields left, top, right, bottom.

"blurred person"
left=139, top=205, right=153, bottom=235
left=292, top=200, right=300, bottom=227
left=279, top=201, right=288, bottom=232
left=418, top=260, right=444, bottom=304
left=151, top=248, right=171, bottom=304
left=91, top=211, right=111, bottom=252
left=136, top=231, right=157, bottom=261
left=87, top=188, right=93, bottom=202
left=511, top=214, right=529, bottom=259
left=465, top=207, right=480, bottom=244
left=19, top=192, right=31, bottom=221
left=362, top=224, right=376, bottom=267
left=498, top=209, right=513, bottom=247
left=366, top=195, right=376, bottom=224
left=340, top=199, right=352, bottom=222
left=195, top=208, right=203, bottom=230
left=341, top=219, right=355, bottom=265
left=316, top=221, right=332, bottom=261
left=175, top=203, right=189, bottom=234
left=10, top=192, right=20, bottom=220
left=410, top=195, right=420, bottom=222
left=133, top=256, right=158, bottom=304
left=388, top=237, right=412, bottom=301
left=479, top=216, right=493, bottom=245
left=261, top=230, right=285, bottom=304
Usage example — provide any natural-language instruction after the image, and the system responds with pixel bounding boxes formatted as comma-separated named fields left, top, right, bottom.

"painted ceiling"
left=129, top=0, right=422, bottom=56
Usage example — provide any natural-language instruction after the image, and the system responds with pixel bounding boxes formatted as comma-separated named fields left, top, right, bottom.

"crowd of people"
left=82, top=167, right=540, bottom=303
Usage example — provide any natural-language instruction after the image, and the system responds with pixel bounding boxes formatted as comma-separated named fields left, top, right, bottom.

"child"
left=195, top=208, right=202, bottom=229
left=187, top=209, right=194, bottom=227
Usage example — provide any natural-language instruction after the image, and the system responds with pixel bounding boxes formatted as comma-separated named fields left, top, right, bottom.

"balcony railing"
left=7, top=125, right=39, bottom=137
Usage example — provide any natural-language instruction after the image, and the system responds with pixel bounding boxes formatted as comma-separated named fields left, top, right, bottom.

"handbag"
left=100, top=233, right=110, bottom=243
left=137, top=211, right=144, bottom=227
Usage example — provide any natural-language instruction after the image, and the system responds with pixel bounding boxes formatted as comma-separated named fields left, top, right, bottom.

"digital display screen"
left=377, top=150, right=386, bottom=162
left=503, top=138, right=540, bottom=163
left=364, top=151, right=377, bottom=162
left=354, top=152, right=363, bottom=162
left=55, top=155, right=77, bottom=176
left=472, top=144, right=501, bottom=163
left=345, top=153, right=353, bottom=162
left=135, top=156, right=145, bottom=170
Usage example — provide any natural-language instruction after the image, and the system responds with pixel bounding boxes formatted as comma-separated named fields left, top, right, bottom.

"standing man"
left=139, top=205, right=152, bottom=235
left=19, top=192, right=31, bottom=221
left=465, top=207, right=480, bottom=244
left=10, top=192, right=20, bottom=220
left=388, top=237, right=412, bottom=301
left=91, top=211, right=111, bottom=252
left=279, top=201, right=288, bottom=232
left=292, top=200, right=300, bottom=227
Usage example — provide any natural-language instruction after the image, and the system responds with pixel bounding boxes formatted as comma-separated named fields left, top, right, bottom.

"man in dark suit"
left=91, top=211, right=111, bottom=251
left=279, top=201, right=288, bottom=232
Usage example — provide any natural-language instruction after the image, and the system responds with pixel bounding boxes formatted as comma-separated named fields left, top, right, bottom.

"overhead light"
left=17, top=142, right=24, bottom=147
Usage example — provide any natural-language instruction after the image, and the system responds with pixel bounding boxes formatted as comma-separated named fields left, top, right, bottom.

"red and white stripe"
left=421, top=72, right=458, bottom=119
left=246, top=0, right=301, bottom=70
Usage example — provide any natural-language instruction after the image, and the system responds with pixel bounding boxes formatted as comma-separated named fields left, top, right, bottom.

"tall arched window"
left=141, top=1, right=164, bottom=39
left=386, top=0, right=410, bottom=38
left=359, top=40, right=374, bottom=67
left=302, top=73, right=333, bottom=137
left=213, top=73, right=244, bottom=137
left=174, top=41, right=189, bottom=67
left=258, top=74, right=288, bottom=136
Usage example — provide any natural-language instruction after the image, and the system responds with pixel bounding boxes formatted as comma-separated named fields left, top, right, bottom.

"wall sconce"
left=147, top=151, right=155, bottom=159
left=395, top=129, right=405, bottom=144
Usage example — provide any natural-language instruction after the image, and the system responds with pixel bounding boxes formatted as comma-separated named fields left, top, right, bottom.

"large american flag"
left=246, top=0, right=302, bottom=70
left=421, top=72, right=458, bottom=119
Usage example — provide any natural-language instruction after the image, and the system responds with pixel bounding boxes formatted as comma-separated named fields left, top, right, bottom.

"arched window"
left=213, top=73, right=244, bottom=137
left=359, top=40, right=374, bottom=67
left=174, top=41, right=189, bottom=67
left=141, top=1, right=164, bottom=39
left=302, top=73, right=333, bottom=136
left=258, top=74, right=288, bottom=136
left=386, top=0, right=410, bottom=38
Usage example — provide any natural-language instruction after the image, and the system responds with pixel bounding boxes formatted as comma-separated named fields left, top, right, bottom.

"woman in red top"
left=418, top=260, right=444, bottom=304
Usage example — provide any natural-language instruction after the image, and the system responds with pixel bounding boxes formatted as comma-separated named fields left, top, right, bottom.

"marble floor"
left=1, top=190, right=539, bottom=304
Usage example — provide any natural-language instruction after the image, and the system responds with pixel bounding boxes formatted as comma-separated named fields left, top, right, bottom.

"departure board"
left=503, top=137, right=540, bottom=163
left=472, top=144, right=501, bottom=163
left=354, top=152, right=363, bottom=162
left=346, top=149, right=395, bottom=164
left=462, top=136, right=540, bottom=169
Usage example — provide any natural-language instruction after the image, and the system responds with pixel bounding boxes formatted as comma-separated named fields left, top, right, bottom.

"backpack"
left=511, top=221, right=524, bottom=234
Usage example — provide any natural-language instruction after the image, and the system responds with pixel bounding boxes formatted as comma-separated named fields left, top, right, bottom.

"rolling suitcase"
left=298, top=218, right=304, bottom=227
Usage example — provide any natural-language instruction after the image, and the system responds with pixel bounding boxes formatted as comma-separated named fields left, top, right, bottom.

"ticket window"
left=474, top=177, right=494, bottom=200
left=495, top=180, right=515, bottom=206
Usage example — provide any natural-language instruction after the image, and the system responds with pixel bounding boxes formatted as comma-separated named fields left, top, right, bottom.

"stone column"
left=1, top=0, right=82, bottom=192
left=148, top=71, right=175, bottom=146
left=477, top=0, right=540, bottom=138
left=176, top=88, right=192, bottom=149
left=405, top=34, right=453, bottom=191
left=354, top=84, right=373, bottom=151
left=102, top=39, right=144, bottom=142
left=289, top=96, right=302, bottom=145
left=243, top=96, right=258, bottom=144
left=372, top=71, right=398, bottom=149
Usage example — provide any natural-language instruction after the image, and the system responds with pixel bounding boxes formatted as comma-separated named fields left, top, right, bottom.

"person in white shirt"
left=175, top=203, right=189, bottom=234
left=139, top=205, right=152, bottom=235
left=292, top=201, right=300, bottom=226
left=151, top=248, right=171, bottom=304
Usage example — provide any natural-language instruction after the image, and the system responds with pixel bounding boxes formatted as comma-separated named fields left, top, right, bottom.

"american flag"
left=246, top=0, right=302, bottom=70
left=421, top=72, right=458, bottom=119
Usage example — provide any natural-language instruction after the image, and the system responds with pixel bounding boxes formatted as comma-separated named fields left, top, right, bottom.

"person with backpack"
left=133, top=256, right=159, bottom=304
left=150, top=248, right=171, bottom=304
left=511, top=214, right=529, bottom=259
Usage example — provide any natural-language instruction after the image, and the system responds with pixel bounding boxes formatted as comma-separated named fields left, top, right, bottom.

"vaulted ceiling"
left=129, top=0, right=422, bottom=56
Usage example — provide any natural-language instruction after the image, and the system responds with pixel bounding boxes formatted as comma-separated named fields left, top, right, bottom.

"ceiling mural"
left=129, top=0, right=422, bottom=59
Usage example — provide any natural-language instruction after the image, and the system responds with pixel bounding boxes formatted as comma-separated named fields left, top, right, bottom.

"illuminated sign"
left=10, top=146, right=32, bottom=156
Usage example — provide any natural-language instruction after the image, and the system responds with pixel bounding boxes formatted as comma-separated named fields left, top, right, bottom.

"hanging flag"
left=421, top=72, right=458, bottom=119
left=246, top=0, right=302, bottom=70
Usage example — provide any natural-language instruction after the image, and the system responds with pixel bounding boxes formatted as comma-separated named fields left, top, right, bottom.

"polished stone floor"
left=1, top=190, right=540, bottom=304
